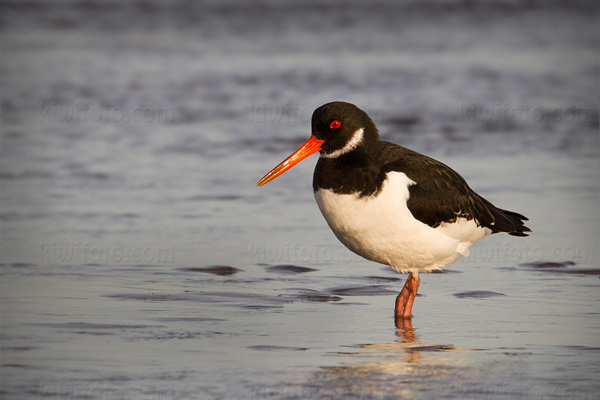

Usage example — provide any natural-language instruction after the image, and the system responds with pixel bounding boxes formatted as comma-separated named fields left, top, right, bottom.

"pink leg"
left=394, top=272, right=421, bottom=319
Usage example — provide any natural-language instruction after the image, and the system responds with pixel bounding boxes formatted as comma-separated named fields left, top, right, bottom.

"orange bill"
left=257, top=135, right=324, bottom=186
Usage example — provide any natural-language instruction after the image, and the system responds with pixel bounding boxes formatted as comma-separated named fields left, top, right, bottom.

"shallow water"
left=1, top=1, right=599, bottom=399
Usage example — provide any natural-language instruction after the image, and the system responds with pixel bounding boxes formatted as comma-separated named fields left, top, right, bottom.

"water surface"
left=1, top=1, right=599, bottom=399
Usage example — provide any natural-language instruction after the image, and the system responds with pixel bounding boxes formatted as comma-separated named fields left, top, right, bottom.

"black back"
left=313, top=141, right=531, bottom=236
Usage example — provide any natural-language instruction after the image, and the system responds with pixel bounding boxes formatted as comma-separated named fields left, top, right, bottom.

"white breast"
left=314, top=171, right=491, bottom=274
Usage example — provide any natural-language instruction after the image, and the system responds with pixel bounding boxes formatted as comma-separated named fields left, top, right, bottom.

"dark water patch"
left=440, top=125, right=473, bottom=143
left=409, top=344, right=456, bottom=352
left=107, top=292, right=200, bottom=302
left=4, top=263, right=37, bottom=268
left=248, top=345, right=309, bottom=352
left=361, top=275, right=403, bottom=283
left=145, top=331, right=224, bottom=341
left=561, top=345, right=600, bottom=352
left=86, top=374, right=133, bottom=383
left=503, top=351, right=534, bottom=356
left=2, top=128, right=23, bottom=138
left=243, top=304, right=284, bottom=310
left=120, top=212, right=140, bottom=219
left=1, top=212, right=53, bottom=222
left=453, top=291, right=506, bottom=299
left=266, top=264, right=318, bottom=274
left=104, top=264, right=164, bottom=271
left=151, top=317, right=225, bottom=323
left=75, top=331, right=114, bottom=336
left=497, top=266, right=518, bottom=271
left=0, top=170, right=55, bottom=180
left=326, top=285, right=398, bottom=296
left=550, top=268, right=600, bottom=276
left=282, top=288, right=342, bottom=303
left=430, top=269, right=463, bottom=274
left=384, top=115, right=421, bottom=129
left=179, top=266, right=242, bottom=276
left=32, top=322, right=156, bottom=330
left=70, top=170, right=111, bottom=181
left=2, top=364, right=40, bottom=370
left=221, top=278, right=277, bottom=284
left=520, top=261, right=600, bottom=276
left=520, top=261, right=576, bottom=268
left=109, top=291, right=293, bottom=307
left=2, top=346, right=38, bottom=352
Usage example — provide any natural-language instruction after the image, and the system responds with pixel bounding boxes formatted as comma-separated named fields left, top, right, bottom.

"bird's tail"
left=488, top=202, right=531, bottom=237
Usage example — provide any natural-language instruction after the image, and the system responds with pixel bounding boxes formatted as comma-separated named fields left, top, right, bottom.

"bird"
left=257, top=101, right=530, bottom=319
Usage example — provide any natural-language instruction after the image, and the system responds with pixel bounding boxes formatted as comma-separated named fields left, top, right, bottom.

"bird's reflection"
left=394, top=316, right=420, bottom=363
left=309, top=315, right=458, bottom=398
left=394, top=316, right=418, bottom=343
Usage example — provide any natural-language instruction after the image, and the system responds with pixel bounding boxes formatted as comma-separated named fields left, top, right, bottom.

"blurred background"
left=1, top=1, right=598, bottom=399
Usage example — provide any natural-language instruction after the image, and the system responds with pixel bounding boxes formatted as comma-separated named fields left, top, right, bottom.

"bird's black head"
left=311, top=101, right=379, bottom=158
left=257, top=101, right=379, bottom=186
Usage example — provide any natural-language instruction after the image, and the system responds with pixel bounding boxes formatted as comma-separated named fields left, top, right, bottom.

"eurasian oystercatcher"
left=257, top=101, right=530, bottom=319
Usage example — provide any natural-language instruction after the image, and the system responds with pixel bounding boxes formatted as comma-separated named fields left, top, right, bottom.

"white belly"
left=314, top=172, right=491, bottom=274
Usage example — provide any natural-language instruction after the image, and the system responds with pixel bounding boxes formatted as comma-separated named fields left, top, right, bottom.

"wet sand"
left=2, top=259, right=600, bottom=399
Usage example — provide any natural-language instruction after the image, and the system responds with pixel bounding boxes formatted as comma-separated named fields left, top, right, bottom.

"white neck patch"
left=320, top=127, right=364, bottom=159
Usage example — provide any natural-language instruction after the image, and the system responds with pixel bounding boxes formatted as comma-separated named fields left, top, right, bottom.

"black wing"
left=379, top=142, right=531, bottom=236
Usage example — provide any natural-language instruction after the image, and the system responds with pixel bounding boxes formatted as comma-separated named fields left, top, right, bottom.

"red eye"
left=330, top=120, right=341, bottom=129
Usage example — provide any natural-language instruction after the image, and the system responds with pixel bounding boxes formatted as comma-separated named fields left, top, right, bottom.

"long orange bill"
left=257, top=135, right=324, bottom=186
